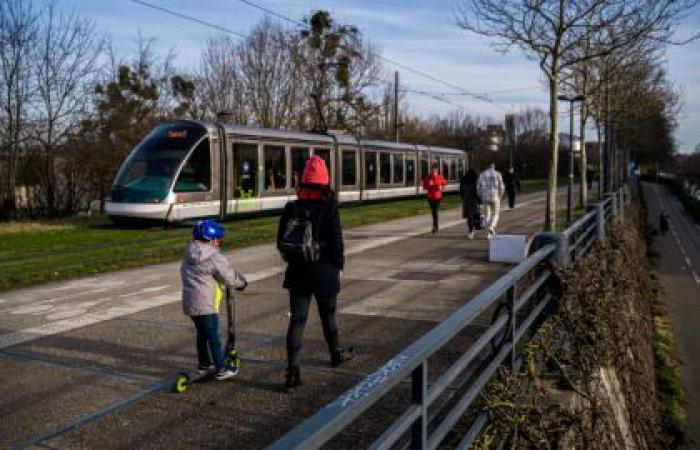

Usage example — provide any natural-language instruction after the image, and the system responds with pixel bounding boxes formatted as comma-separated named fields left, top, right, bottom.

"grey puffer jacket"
left=180, top=240, right=247, bottom=316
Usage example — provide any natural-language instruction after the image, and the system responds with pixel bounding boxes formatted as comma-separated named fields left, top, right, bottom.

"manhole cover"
left=391, top=270, right=454, bottom=281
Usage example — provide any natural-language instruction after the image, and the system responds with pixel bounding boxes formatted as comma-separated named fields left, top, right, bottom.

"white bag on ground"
left=488, top=234, right=532, bottom=264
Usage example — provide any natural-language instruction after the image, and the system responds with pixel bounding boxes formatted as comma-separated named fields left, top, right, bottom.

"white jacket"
left=477, top=168, right=505, bottom=203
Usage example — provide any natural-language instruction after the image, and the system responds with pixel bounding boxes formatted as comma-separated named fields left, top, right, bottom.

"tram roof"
left=172, top=120, right=465, bottom=154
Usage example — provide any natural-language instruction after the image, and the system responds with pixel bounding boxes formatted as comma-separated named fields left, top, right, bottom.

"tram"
left=105, top=120, right=467, bottom=222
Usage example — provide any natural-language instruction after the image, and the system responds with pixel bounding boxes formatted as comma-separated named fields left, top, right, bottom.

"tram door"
left=171, top=135, right=221, bottom=219
left=230, top=141, right=262, bottom=213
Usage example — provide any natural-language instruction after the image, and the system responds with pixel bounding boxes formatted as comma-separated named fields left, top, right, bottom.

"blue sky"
left=58, top=0, right=700, bottom=153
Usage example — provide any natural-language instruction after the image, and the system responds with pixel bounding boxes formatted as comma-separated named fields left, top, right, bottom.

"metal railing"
left=269, top=187, right=628, bottom=450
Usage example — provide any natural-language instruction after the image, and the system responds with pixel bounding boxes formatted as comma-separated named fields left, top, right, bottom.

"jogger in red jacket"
left=422, top=163, right=448, bottom=233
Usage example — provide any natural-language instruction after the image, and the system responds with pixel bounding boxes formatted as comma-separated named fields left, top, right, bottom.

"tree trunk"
left=579, top=105, right=587, bottom=209
left=597, top=124, right=603, bottom=200
left=545, top=72, right=559, bottom=231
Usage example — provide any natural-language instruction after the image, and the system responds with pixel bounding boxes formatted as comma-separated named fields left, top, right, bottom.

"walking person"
left=422, top=162, right=447, bottom=233
left=459, top=168, right=480, bottom=239
left=503, top=167, right=520, bottom=209
left=477, top=163, right=505, bottom=236
left=277, top=156, right=353, bottom=392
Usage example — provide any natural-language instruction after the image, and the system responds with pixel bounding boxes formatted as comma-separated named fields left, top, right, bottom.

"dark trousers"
left=428, top=199, right=441, bottom=230
left=191, top=314, right=224, bottom=371
left=506, top=190, right=515, bottom=209
left=287, top=291, right=339, bottom=368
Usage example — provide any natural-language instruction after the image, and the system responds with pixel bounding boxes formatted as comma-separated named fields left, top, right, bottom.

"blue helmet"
left=193, top=220, right=226, bottom=241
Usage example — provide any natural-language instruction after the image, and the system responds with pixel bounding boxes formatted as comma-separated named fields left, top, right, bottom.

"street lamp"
left=557, top=94, right=585, bottom=225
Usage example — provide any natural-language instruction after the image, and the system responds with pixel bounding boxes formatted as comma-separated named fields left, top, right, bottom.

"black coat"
left=277, top=199, right=344, bottom=296
left=459, top=171, right=480, bottom=219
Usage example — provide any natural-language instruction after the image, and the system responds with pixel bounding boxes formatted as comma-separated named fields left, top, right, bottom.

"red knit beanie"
left=301, top=155, right=330, bottom=185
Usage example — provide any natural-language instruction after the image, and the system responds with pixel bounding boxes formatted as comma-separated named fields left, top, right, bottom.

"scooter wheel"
left=174, top=373, right=190, bottom=394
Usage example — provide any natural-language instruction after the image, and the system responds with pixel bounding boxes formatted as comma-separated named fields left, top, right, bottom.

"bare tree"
left=198, top=35, right=246, bottom=123
left=33, top=1, right=103, bottom=215
left=456, top=0, right=699, bottom=229
left=0, top=0, right=39, bottom=217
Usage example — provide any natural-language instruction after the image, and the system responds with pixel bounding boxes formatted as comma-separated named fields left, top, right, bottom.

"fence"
left=269, top=186, right=629, bottom=450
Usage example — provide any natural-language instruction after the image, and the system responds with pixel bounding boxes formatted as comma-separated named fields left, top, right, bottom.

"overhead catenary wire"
left=130, top=0, right=247, bottom=38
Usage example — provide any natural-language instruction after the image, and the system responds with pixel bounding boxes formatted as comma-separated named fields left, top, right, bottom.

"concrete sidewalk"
left=644, top=182, right=700, bottom=445
left=0, top=189, right=559, bottom=449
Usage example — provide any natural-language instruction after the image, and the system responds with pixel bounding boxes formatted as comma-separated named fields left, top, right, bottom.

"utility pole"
left=393, top=70, right=399, bottom=143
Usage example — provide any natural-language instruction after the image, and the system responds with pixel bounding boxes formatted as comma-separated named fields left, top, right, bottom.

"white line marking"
left=679, top=246, right=687, bottom=255
left=118, top=285, right=170, bottom=298
left=685, top=257, right=693, bottom=268
left=693, top=272, right=700, bottom=285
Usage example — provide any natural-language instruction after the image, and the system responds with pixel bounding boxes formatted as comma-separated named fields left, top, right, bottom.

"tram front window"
left=174, top=138, right=211, bottom=192
left=110, top=123, right=205, bottom=203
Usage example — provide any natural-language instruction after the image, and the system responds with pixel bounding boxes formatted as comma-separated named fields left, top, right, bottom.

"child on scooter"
left=181, top=220, right=247, bottom=380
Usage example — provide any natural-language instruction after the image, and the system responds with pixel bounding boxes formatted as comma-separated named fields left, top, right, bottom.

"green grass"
left=0, top=179, right=550, bottom=292
left=0, top=194, right=464, bottom=292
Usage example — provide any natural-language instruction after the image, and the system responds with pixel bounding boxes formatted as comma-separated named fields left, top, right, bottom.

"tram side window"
left=442, top=158, right=449, bottom=179
left=457, top=160, right=464, bottom=179
left=406, top=157, right=415, bottom=186
left=365, top=151, right=377, bottom=188
left=341, top=150, right=357, bottom=186
left=264, top=145, right=286, bottom=191
left=380, top=152, right=391, bottom=184
left=314, top=148, right=331, bottom=177
left=393, top=153, right=404, bottom=184
left=233, top=143, right=258, bottom=198
left=450, top=159, right=457, bottom=182
left=174, top=138, right=211, bottom=192
left=420, top=155, right=429, bottom=180
left=291, top=147, right=310, bottom=188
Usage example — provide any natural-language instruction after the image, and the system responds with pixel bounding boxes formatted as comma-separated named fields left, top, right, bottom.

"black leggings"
left=287, top=291, right=339, bottom=368
left=428, top=199, right=441, bottom=230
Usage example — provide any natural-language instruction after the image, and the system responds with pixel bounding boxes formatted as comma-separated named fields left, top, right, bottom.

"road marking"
left=685, top=256, right=693, bottom=268
left=118, top=285, right=170, bottom=298
left=693, top=271, right=700, bottom=285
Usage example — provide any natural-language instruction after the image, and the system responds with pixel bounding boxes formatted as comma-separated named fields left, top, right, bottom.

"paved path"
left=644, top=182, right=700, bottom=445
left=0, top=189, right=563, bottom=449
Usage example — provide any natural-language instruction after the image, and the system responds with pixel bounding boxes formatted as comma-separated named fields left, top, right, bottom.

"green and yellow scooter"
left=173, top=286, right=242, bottom=393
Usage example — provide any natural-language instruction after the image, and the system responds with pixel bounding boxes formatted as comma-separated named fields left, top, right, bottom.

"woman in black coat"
left=460, top=168, right=480, bottom=239
left=277, top=156, right=353, bottom=391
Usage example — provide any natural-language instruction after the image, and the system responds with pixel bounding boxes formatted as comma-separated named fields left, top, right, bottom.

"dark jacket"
left=277, top=199, right=344, bottom=296
left=460, top=170, right=480, bottom=219
left=504, top=171, right=521, bottom=195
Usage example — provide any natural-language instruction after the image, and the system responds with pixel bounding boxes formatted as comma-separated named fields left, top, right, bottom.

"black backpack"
left=279, top=202, right=321, bottom=263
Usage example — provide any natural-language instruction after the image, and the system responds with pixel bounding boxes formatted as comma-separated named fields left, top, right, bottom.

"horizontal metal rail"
left=269, top=187, right=627, bottom=450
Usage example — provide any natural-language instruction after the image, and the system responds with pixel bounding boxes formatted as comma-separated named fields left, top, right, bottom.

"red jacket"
left=422, top=173, right=447, bottom=201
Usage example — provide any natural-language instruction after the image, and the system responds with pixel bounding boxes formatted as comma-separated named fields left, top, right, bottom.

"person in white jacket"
left=477, top=163, right=505, bottom=235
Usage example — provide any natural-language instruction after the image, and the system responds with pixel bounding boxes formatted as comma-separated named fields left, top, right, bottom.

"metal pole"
left=568, top=100, right=574, bottom=224
left=394, top=70, right=399, bottom=143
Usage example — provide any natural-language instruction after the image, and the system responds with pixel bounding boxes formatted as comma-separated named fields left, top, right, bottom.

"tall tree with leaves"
left=300, top=10, right=380, bottom=132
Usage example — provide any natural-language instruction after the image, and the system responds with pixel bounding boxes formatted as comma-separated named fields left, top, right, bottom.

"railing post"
left=618, top=188, right=625, bottom=224
left=537, top=232, right=569, bottom=267
left=596, top=202, right=606, bottom=242
left=411, top=362, right=428, bottom=449
left=507, top=285, right=517, bottom=369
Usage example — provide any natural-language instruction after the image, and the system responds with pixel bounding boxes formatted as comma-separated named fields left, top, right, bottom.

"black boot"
left=284, top=366, right=301, bottom=392
left=331, top=347, right=355, bottom=367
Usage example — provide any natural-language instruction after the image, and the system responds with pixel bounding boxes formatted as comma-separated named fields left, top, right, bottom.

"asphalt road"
left=0, top=189, right=566, bottom=449
left=644, top=182, right=700, bottom=445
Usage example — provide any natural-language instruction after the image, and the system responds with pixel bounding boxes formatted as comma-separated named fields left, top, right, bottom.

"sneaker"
left=331, top=347, right=355, bottom=367
left=196, top=364, right=214, bottom=375
left=215, top=367, right=239, bottom=380
left=488, top=227, right=496, bottom=236
left=468, top=231, right=474, bottom=240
